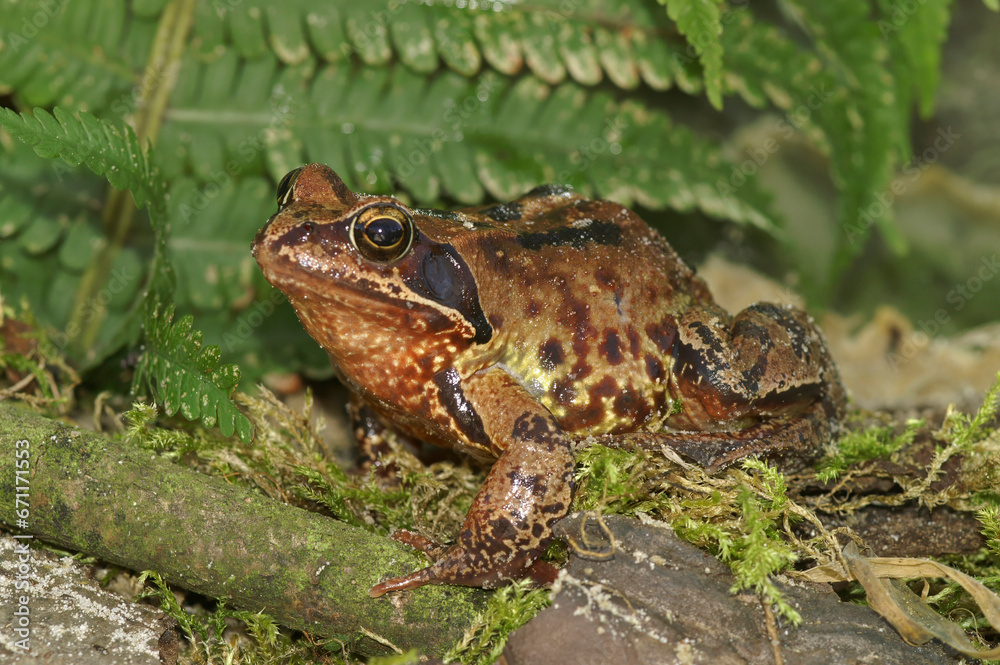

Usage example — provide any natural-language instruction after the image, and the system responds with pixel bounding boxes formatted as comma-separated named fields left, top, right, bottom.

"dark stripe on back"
left=517, top=221, right=622, bottom=251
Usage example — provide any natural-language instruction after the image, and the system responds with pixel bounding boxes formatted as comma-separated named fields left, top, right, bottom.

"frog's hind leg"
left=605, top=301, right=846, bottom=472
left=590, top=397, right=837, bottom=472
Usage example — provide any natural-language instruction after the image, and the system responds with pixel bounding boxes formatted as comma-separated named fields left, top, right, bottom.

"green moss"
left=815, top=416, right=923, bottom=483
left=980, top=506, right=1000, bottom=558
left=138, top=571, right=330, bottom=665
left=442, top=580, right=551, bottom=665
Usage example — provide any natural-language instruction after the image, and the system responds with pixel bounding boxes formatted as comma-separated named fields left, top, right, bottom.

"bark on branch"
left=0, top=401, right=486, bottom=657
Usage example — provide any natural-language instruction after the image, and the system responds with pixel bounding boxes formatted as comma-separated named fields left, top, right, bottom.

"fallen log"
left=0, top=401, right=485, bottom=657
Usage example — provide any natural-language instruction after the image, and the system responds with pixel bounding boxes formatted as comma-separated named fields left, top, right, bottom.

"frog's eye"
left=350, top=204, right=416, bottom=263
left=276, top=167, right=303, bottom=209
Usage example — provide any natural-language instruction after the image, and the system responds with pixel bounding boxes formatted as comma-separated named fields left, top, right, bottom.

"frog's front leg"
left=651, top=301, right=844, bottom=470
left=369, top=368, right=574, bottom=597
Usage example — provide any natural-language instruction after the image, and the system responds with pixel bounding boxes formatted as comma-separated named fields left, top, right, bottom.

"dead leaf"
left=798, top=542, right=1000, bottom=657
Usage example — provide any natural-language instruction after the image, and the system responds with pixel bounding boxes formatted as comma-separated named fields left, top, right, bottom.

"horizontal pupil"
left=365, top=218, right=404, bottom=247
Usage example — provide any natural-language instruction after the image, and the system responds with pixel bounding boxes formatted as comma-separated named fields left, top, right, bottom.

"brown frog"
left=251, top=164, right=845, bottom=597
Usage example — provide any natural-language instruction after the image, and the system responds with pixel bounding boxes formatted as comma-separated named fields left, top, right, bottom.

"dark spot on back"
left=599, top=329, right=623, bottom=366
left=626, top=327, right=640, bottom=359
left=645, top=355, right=665, bottom=382
left=646, top=319, right=677, bottom=355
left=613, top=384, right=649, bottom=422
left=591, top=376, right=618, bottom=398
left=594, top=268, right=615, bottom=289
left=570, top=399, right=606, bottom=429
left=489, top=314, right=504, bottom=330
left=526, top=300, right=541, bottom=318
left=539, top=338, right=565, bottom=371
left=551, top=378, right=577, bottom=405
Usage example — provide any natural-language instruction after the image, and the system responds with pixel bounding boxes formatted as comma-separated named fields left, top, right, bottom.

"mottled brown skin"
left=251, top=164, right=845, bottom=597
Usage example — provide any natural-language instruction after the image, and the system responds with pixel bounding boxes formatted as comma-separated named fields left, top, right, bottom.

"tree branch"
left=0, top=401, right=486, bottom=657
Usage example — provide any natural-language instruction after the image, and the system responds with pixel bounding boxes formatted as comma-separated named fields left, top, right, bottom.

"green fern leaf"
left=0, top=141, right=134, bottom=338
left=0, top=106, right=174, bottom=308
left=133, top=302, right=254, bottom=443
left=780, top=0, right=909, bottom=287
left=0, top=107, right=167, bottom=223
left=0, top=107, right=175, bottom=366
left=0, top=1, right=151, bottom=112
left=163, top=58, right=778, bottom=230
left=660, top=0, right=725, bottom=108
left=876, top=0, right=952, bottom=119
left=210, top=0, right=690, bottom=93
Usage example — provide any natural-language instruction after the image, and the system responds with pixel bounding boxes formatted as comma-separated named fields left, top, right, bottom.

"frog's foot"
left=371, top=406, right=574, bottom=598
left=370, top=539, right=533, bottom=597
left=349, top=397, right=427, bottom=487
left=370, top=543, right=560, bottom=597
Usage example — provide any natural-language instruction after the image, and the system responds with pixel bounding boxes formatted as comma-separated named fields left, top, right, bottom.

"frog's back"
left=447, top=187, right=712, bottom=436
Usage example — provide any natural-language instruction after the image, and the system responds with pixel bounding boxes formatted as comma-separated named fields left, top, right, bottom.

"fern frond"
left=660, top=0, right=724, bottom=108
left=780, top=0, right=909, bottom=279
left=132, top=302, right=255, bottom=443
left=0, top=0, right=151, bottom=112
left=875, top=0, right=952, bottom=119
left=0, top=107, right=167, bottom=223
left=215, top=0, right=693, bottom=93
left=163, top=61, right=779, bottom=232
left=719, top=10, right=830, bottom=146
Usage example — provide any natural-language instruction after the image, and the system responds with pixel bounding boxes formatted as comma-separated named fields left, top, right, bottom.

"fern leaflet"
left=132, top=302, right=255, bottom=444
left=0, top=107, right=167, bottom=223
left=660, top=0, right=725, bottom=108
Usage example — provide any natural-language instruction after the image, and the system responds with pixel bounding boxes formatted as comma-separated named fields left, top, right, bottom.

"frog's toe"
left=369, top=567, right=435, bottom=598
left=369, top=543, right=531, bottom=597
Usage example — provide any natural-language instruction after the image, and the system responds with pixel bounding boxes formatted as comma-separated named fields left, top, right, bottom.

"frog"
left=251, top=163, right=846, bottom=598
